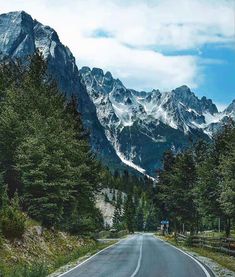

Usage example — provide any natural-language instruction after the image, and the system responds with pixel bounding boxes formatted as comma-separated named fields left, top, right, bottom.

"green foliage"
left=135, top=207, right=144, bottom=231
left=123, top=193, right=135, bottom=233
left=10, top=264, right=48, bottom=277
left=0, top=53, right=101, bottom=232
left=0, top=189, right=26, bottom=239
left=158, top=150, right=198, bottom=233
left=157, top=121, right=235, bottom=236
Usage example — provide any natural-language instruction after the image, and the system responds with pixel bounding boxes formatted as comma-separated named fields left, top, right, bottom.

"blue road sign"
left=161, top=220, right=169, bottom=225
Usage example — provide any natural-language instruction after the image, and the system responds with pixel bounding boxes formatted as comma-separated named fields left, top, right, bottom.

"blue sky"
left=1, top=0, right=235, bottom=110
left=197, top=44, right=235, bottom=110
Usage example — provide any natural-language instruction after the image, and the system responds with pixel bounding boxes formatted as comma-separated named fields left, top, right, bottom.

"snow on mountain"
left=80, top=66, right=221, bottom=135
left=80, top=66, right=234, bottom=175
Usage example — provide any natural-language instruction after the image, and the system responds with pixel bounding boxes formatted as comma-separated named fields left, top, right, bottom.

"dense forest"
left=0, top=53, right=106, bottom=238
left=156, top=121, right=235, bottom=236
left=102, top=171, right=158, bottom=233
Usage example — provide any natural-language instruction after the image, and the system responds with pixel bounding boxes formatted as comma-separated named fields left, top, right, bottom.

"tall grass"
left=1, top=241, right=112, bottom=277
left=9, top=264, right=48, bottom=277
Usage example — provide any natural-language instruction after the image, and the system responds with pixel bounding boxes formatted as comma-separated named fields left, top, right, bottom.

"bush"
left=0, top=190, right=26, bottom=239
left=1, top=208, right=26, bottom=239
left=184, top=235, right=193, bottom=247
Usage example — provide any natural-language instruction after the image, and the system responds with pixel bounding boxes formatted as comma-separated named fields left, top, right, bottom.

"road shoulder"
left=155, top=235, right=235, bottom=277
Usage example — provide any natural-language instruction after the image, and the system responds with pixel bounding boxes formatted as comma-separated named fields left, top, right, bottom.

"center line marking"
left=130, top=235, right=143, bottom=277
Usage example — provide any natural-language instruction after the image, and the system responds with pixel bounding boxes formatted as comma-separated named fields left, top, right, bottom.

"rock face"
left=224, top=100, right=235, bottom=116
left=0, top=11, right=79, bottom=97
left=0, top=11, right=234, bottom=177
left=95, top=188, right=126, bottom=227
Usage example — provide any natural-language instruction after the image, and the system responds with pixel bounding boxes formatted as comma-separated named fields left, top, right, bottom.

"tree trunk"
left=225, top=218, right=231, bottom=237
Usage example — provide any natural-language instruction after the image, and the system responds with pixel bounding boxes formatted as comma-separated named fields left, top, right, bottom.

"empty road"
left=59, top=233, right=212, bottom=277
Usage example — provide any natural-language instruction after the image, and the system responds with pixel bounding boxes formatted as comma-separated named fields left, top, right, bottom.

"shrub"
left=184, top=235, right=193, bottom=247
left=0, top=190, right=26, bottom=239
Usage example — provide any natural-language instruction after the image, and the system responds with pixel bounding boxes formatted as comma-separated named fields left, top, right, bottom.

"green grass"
left=50, top=240, right=115, bottom=273
left=197, top=230, right=235, bottom=239
left=0, top=240, right=114, bottom=277
left=187, top=247, right=235, bottom=272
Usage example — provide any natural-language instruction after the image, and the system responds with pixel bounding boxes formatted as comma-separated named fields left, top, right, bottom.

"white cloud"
left=0, top=0, right=234, bottom=91
left=76, top=37, right=199, bottom=90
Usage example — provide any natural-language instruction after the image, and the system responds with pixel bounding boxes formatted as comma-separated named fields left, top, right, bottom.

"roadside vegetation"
left=0, top=219, right=113, bottom=277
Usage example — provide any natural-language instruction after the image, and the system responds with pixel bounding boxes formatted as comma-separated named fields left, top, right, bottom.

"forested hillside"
left=0, top=53, right=105, bottom=235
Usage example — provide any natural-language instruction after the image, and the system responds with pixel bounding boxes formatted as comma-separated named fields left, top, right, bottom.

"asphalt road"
left=59, top=233, right=212, bottom=277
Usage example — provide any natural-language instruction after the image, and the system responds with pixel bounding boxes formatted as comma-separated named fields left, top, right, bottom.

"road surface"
left=59, top=233, right=212, bottom=277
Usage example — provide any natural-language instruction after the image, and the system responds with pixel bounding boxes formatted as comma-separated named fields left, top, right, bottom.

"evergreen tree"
left=135, top=206, right=144, bottom=231
left=124, top=193, right=135, bottom=233
left=0, top=53, right=101, bottom=231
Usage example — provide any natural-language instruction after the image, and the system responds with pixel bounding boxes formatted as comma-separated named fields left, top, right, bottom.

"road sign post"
left=160, top=220, right=169, bottom=235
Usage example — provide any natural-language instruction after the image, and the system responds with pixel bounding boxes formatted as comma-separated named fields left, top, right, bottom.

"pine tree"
left=135, top=206, right=144, bottom=231
left=124, top=193, right=135, bottom=233
left=158, top=151, right=197, bottom=233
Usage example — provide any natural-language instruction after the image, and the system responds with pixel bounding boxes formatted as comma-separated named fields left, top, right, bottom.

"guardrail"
left=176, top=233, right=235, bottom=256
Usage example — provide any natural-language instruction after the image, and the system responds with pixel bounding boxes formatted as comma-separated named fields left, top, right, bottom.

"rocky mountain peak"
left=224, top=99, right=235, bottom=115
left=0, top=11, right=79, bottom=97
left=201, top=96, right=218, bottom=115
left=105, top=71, right=113, bottom=78
left=92, top=67, right=104, bottom=76
left=0, top=11, right=35, bottom=58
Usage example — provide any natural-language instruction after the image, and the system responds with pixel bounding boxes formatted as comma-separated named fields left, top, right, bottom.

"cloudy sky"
left=1, top=0, right=235, bottom=109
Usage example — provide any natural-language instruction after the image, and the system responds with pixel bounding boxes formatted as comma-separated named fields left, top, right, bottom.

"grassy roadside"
left=0, top=226, right=117, bottom=277
left=47, top=240, right=116, bottom=277
left=156, top=234, right=235, bottom=273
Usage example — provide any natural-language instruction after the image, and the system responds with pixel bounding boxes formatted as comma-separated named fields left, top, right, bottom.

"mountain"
left=0, top=11, right=125, bottom=172
left=0, top=11, right=234, bottom=177
left=0, top=10, right=80, bottom=97
left=79, top=67, right=233, bottom=175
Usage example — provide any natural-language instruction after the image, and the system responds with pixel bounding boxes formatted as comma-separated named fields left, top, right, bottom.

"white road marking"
left=156, top=236, right=212, bottom=277
left=130, top=235, right=143, bottom=277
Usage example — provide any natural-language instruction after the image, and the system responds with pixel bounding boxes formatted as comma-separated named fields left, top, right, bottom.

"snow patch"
left=203, top=112, right=224, bottom=125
